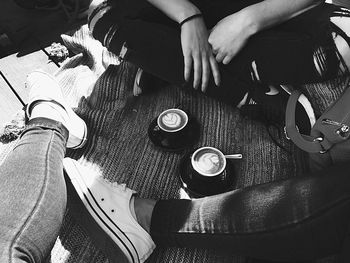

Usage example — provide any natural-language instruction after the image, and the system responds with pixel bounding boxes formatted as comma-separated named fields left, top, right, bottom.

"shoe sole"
left=63, top=158, right=140, bottom=263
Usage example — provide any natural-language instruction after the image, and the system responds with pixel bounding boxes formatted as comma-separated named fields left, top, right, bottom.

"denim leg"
left=0, top=118, right=68, bottom=263
left=150, top=163, right=350, bottom=261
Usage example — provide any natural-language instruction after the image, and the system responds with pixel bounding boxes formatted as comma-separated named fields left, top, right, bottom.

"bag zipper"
left=322, top=118, right=350, bottom=137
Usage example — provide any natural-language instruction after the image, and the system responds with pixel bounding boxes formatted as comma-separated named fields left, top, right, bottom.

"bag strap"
left=285, top=90, right=325, bottom=153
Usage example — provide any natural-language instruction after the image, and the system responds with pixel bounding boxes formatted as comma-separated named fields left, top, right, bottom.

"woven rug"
left=1, top=24, right=348, bottom=263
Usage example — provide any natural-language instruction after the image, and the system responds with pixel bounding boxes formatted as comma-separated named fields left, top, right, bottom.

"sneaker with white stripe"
left=63, top=158, right=155, bottom=263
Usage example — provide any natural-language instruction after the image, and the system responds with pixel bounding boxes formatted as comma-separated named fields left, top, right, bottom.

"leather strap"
left=285, top=90, right=325, bottom=153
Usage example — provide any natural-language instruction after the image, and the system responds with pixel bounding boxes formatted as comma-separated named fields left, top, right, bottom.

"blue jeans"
left=151, top=164, right=350, bottom=261
left=0, top=118, right=68, bottom=263
left=1, top=118, right=350, bottom=262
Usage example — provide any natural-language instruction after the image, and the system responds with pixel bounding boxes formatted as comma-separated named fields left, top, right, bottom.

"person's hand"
left=180, top=17, right=221, bottom=92
left=209, top=11, right=256, bottom=65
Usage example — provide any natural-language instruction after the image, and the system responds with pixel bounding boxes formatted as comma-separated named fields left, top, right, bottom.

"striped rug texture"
left=1, top=24, right=348, bottom=263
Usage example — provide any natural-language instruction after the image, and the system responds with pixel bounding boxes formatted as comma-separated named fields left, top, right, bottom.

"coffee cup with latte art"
left=157, top=108, right=188, bottom=133
left=191, top=147, right=226, bottom=178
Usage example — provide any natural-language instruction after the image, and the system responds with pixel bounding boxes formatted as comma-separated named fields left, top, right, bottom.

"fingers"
left=210, top=56, right=221, bottom=87
left=214, top=47, right=235, bottom=65
left=184, top=50, right=221, bottom=91
left=215, top=53, right=225, bottom=64
left=193, top=52, right=201, bottom=89
left=183, top=51, right=208, bottom=90
left=201, top=56, right=210, bottom=92
left=184, top=52, right=221, bottom=92
left=184, top=54, right=192, bottom=82
left=222, top=54, right=233, bottom=65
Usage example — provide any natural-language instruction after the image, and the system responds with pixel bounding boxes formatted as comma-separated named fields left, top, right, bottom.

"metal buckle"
left=284, top=127, right=290, bottom=140
left=313, top=137, right=327, bottom=154
left=117, top=42, right=128, bottom=64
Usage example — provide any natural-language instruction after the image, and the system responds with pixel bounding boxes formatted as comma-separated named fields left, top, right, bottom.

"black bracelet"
left=179, top=14, right=203, bottom=27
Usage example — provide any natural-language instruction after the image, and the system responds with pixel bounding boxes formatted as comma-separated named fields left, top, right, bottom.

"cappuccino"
left=191, top=147, right=226, bottom=177
left=157, top=109, right=188, bottom=132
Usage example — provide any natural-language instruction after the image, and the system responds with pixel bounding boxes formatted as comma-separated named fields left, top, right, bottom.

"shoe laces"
left=101, top=177, right=127, bottom=192
left=112, top=182, right=127, bottom=192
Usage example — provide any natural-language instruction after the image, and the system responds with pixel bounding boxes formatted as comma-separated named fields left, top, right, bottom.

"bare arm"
left=146, top=0, right=220, bottom=91
left=146, top=0, right=200, bottom=23
left=146, top=0, right=323, bottom=27
left=246, top=0, right=323, bottom=31
left=209, top=0, right=324, bottom=64
left=146, top=0, right=324, bottom=89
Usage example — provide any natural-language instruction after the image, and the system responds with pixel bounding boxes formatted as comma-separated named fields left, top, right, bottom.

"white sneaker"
left=26, top=70, right=88, bottom=149
left=63, top=158, right=156, bottom=263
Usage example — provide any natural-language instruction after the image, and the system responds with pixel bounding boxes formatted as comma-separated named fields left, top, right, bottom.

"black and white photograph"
left=1, top=0, right=350, bottom=262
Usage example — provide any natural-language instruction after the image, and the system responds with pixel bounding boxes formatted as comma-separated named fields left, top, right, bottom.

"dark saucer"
left=148, top=115, right=200, bottom=152
left=179, top=153, right=236, bottom=198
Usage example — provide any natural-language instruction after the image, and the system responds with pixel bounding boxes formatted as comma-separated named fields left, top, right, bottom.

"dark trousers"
left=91, top=1, right=344, bottom=105
left=151, top=163, right=350, bottom=261
left=87, top=2, right=350, bottom=261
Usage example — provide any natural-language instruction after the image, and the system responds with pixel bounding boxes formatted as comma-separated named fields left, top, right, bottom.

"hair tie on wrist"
left=179, top=14, right=203, bottom=27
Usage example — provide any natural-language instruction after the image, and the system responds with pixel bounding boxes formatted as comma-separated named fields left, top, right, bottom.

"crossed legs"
left=89, top=1, right=350, bottom=105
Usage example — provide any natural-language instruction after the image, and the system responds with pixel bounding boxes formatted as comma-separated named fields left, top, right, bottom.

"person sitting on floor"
left=1, top=71, right=350, bottom=263
left=88, top=0, right=350, bottom=107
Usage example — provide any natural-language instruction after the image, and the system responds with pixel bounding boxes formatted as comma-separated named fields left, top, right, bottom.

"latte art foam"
left=158, top=109, right=188, bottom=132
left=192, top=148, right=225, bottom=176
left=194, top=153, right=221, bottom=174
left=162, top=112, right=182, bottom=129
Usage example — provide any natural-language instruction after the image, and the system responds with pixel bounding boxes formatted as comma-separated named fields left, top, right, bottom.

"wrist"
left=239, top=8, right=260, bottom=37
left=179, top=14, right=203, bottom=27
left=177, top=6, right=201, bottom=23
